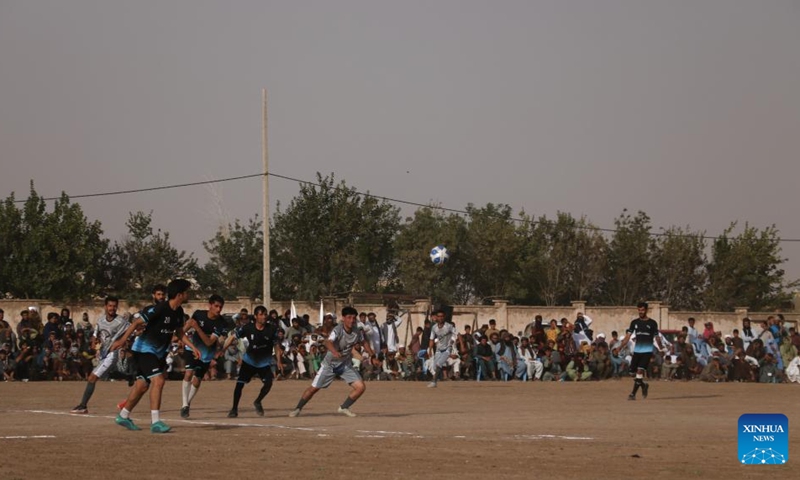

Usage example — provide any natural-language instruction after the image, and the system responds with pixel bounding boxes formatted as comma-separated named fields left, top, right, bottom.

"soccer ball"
left=429, top=245, right=450, bottom=266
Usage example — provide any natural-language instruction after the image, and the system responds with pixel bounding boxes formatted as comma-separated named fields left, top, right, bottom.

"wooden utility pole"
left=262, top=89, right=270, bottom=308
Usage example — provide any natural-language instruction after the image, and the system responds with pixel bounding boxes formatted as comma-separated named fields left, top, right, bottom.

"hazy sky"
left=1, top=1, right=799, bottom=282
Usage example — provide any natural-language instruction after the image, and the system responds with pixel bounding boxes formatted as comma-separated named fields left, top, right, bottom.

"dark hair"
left=47, top=312, right=59, bottom=320
left=342, top=306, right=358, bottom=317
left=637, top=302, right=648, bottom=309
left=432, top=309, right=445, bottom=317
left=0, top=308, right=4, bottom=314
left=167, top=279, right=191, bottom=299
left=268, top=309, right=278, bottom=317
left=240, top=308, right=248, bottom=314
left=152, top=284, right=167, bottom=295
left=254, top=305, right=268, bottom=316
left=105, top=296, right=119, bottom=305
left=208, top=294, right=225, bottom=306
left=687, top=317, right=695, bottom=322
left=61, top=308, right=70, bottom=316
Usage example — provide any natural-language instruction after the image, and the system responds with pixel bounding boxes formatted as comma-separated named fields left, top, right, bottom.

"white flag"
left=290, top=299, right=298, bottom=322
left=318, top=299, right=324, bottom=326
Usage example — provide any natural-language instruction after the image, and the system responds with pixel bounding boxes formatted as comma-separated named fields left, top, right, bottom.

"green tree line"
left=1, top=177, right=796, bottom=310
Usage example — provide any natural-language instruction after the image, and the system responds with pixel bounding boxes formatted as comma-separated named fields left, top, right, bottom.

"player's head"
left=152, top=284, right=167, bottom=303
left=431, top=309, right=446, bottom=324
left=637, top=302, right=648, bottom=317
left=341, top=306, right=358, bottom=329
left=104, top=296, right=119, bottom=317
left=208, top=294, right=224, bottom=316
left=254, top=305, right=268, bottom=324
left=167, top=279, right=191, bottom=302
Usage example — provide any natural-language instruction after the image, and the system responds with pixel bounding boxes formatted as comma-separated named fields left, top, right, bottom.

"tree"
left=649, top=226, right=707, bottom=310
left=392, top=206, right=469, bottom=305
left=602, top=210, right=653, bottom=305
left=198, top=216, right=263, bottom=299
left=104, top=211, right=197, bottom=301
left=270, top=173, right=401, bottom=301
left=704, top=223, right=796, bottom=311
left=460, top=203, right=521, bottom=303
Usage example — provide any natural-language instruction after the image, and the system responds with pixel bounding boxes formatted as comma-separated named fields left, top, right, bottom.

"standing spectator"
left=740, top=318, right=756, bottom=352
left=574, top=312, right=593, bottom=342
left=380, top=312, right=404, bottom=357
left=59, top=308, right=72, bottom=328
left=458, top=325, right=476, bottom=379
left=485, top=319, right=500, bottom=340
left=43, top=313, right=61, bottom=340
left=77, top=313, right=93, bottom=337
left=16, top=310, right=35, bottom=338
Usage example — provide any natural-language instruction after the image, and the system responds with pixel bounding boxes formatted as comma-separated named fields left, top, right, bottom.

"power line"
left=11, top=170, right=800, bottom=243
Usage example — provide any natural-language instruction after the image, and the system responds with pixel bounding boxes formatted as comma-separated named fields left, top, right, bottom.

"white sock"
left=151, top=410, right=160, bottom=424
left=120, top=408, right=131, bottom=419
left=188, top=384, right=199, bottom=405
left=181, top=380, right=191, bottom=408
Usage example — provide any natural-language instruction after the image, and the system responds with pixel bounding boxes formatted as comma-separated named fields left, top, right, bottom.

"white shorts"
left=434, top=350, right=451, bottom=369
left=92, top=352, right=117, bottom=378
left=311, top=362, right=362, bottom=389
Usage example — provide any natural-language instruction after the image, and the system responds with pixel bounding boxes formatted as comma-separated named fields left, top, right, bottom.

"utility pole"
left=262, top=89, right=270, bottom=309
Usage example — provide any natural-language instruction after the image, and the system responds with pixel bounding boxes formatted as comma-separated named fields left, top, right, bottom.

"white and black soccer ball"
left=429, top=245, right=450, bottom=266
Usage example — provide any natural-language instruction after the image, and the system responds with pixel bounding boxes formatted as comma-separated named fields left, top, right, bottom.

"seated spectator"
left=474, top=335, right=496, bottom=380
left=610, top=346, right=628, bottom=378
left=728, top=348, right=755, bottom=382
left=699, top=357, right=726, bottom=382
left=677, top=344, right=702, bottom=380
left=382, top=351, right=402, bottom=381
left=758, top=353, right=780, bottom=383
left=779, top=332, right=797, bottom=369
left=661, top=353, right=680, bottom=381
left=496, top=332, right=525, bottom=380
left=518, top=336, right=543, bottom=381
left=1, top=348, right=16, bottom=381
left=786, top=354, right=800, bottom=384
left=561, top=353, right=592, bottom=382
left=397, top=346, right=417, bottom=380
left=589, top=343, right=611, bottom=380
left=541, top=347, right=561, bottom=381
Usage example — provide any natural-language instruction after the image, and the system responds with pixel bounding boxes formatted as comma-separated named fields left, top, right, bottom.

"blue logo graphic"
left=738, top=414, right=788, bottom=465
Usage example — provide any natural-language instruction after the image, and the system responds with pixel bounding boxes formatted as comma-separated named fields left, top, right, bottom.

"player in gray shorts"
left=427, top=309, right=457, bottom=388
left=70, top=296, right=129, bottom=414
left=288, top=306, right=376, bottom=418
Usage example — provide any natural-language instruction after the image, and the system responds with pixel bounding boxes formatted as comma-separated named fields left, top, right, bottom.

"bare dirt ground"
left=0, top=378, right=797, bottom=479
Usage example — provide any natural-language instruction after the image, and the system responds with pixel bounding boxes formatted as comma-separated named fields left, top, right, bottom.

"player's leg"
left=428, top=351, right=447, bottom=387
left=253, top=367, right=273, bottom=416
left=289, top=365, right=332, bottom=417
left=229, top=362, right=255, bottom=417
left=72, top=353, right=113, bottom=413
left=181, top=350, right=195, bottom=415
left=337, top=366, right=365, bottom=417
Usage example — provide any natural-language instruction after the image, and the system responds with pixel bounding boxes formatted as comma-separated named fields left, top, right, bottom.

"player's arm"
left=274, top=341, right=285, bottom=374
left=222, top=329, right=240, bottom=351
left=324, top=337, right=341, bottom=359
left=110, top=317, right=145, bottom=351
left=362, top=336, right=376, bottom=358
left=190, top=320, right=217, bottom=347
left=617, top=332, right=632, bottom=352
left=177, top=326, right=202, bottom=359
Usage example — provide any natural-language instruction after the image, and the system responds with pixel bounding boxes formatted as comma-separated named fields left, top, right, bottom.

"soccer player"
left=70, top=296, right=129, bottom=414
left=222, top=305, right=283, bottom=418
left=427, top=309, right=457, bottom=388
left=180, top=294, right=226, bottom=418
left=289, top=306, right=375, bottom=418
left=617, top=302, right=663, bottom=400
left=110, top=279, right=200, bottom=433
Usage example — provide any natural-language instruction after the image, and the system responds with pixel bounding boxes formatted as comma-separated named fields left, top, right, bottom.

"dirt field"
left=0, top=378, right=796, bottom=479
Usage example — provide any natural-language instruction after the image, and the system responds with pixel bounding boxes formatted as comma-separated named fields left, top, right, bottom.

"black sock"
left=295, top=397, right=309, bottom=410
left=232, top=382, right=244, bottom=410
left=341, top=396, right=356, bottom=409
left=255, top=377, right=273, bottom=403
left=632, top=378, right=642, bottom=395
left=80, top=382, right=96, bottom=406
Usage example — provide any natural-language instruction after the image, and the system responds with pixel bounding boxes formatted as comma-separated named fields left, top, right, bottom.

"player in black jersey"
left=222, top=305, right=284, bottom=418
left=617, top=302, right=663, bottom=400
left=180, top=294, right=227, bottom=418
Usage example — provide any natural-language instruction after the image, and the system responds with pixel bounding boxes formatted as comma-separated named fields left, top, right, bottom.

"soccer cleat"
left=70, top=405, right=88, bottom=414
left=337, top=407, right=357, bottom=417
left=427, top=382, right=437, bottom=388
left=642, top=383, right=649, bottom=399
left=150, top=421, right=171, bottom=434
left=253, top=401, right=264, bottom=417
left=180, top=406, right=190, bottom=418
left=227, top=408, right=238, bottom=418
left=115, top=415, right=141, bottom=431
left=628, top=394, right=636, bottom=401
left=117, top=400, right=126, bottom=410
left=288, top=408, right=301, bottom=418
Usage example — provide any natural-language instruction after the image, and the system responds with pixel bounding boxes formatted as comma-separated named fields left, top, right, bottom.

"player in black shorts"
left=180, top=294, right=227, bottom=418
left=617, top=302, right=663, bottom=400
left=222, top=305, right=283, bottom=418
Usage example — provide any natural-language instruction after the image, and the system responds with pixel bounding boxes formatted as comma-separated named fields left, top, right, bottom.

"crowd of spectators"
left=2, top=306, right=799, bottom=386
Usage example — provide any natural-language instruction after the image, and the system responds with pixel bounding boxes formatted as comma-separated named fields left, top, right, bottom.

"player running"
left=110, top=279, right=200, bottom=433
left=617, top=302, right=663, bottom=400
left=180, top=294, right=226, bottom=418
left=427, top=309, right=457, bottom=388
left=70, top=296, right=129, bottom=414
left=288, top=306, right=375, bottom=418
left=222, top=305, right=283, bottom=418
